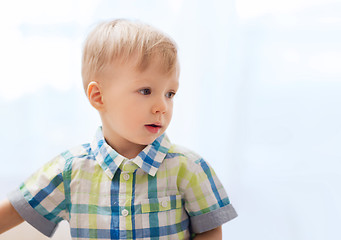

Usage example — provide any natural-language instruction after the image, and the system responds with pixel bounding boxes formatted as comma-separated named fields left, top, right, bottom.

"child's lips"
left=145, top=123, right=162, bottom=133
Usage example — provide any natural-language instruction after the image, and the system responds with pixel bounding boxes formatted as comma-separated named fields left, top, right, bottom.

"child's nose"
left=151, top=98, right=167, bottom=114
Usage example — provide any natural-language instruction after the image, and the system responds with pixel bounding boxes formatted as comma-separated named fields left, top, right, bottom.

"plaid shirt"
left=8, top=127, right=237, bottom=240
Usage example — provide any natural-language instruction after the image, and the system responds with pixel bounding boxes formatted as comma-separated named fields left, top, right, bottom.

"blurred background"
left=1, top=0, right=341, bottom=239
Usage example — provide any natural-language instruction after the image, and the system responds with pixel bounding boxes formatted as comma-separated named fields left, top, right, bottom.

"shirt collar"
left=90, top=126, right=171, bottom=178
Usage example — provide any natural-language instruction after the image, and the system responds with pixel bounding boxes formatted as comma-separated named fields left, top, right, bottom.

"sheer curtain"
left=1, top=0, right=340, bottom=239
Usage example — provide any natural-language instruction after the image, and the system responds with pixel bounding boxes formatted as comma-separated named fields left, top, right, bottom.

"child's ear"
left=87, top=81, right=104, bottom=111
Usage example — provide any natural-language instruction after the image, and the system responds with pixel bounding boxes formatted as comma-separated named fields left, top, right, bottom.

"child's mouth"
left=145, top=124, right=162, bottom=133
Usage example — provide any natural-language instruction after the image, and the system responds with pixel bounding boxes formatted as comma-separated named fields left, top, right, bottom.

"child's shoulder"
left=167, top=143, right=207, bottom=168
left=59, top=143, right=92, bottom=160
left=50, top=143, right=93, bottom=168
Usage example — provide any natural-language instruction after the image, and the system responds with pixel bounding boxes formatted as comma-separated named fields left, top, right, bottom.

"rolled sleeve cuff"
left=190, top=204, right=238, bottom=234
left=7, top=189, right=58, bottom=237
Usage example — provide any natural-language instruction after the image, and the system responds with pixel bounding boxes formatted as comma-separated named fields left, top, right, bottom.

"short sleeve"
left=183, top=157, right=237, bottom=234
left=7, top=155, right=68, bottom=237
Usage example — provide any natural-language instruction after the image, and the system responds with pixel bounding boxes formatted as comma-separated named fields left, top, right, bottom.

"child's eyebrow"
left=130, top=74, right=152, bottom=83
left=133, top=78, right=150, bottom=84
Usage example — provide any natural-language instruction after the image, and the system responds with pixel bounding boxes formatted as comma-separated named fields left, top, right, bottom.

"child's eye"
left=138, top=88, right=151, bottom=95
left=166, top=91, right=176, bottom=99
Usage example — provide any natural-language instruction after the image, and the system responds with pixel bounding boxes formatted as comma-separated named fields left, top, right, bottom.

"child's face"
left=98, top=57, right=179, bottom=155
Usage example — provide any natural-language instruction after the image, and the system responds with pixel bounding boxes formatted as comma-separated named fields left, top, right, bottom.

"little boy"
left=0, top=19, right=237, bottom=239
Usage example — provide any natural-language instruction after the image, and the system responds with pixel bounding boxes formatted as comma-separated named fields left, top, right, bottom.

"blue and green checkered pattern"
left=10, top=127, right=237, bottom=239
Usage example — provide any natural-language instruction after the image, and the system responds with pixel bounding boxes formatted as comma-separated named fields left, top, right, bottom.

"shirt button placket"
left=120, top=168, right=133, bottom=231
left=122, top=209, right=129, bottom=217
left=161, top=200, right=168, bottom=208
left=123, top=173, right=130, bottom=181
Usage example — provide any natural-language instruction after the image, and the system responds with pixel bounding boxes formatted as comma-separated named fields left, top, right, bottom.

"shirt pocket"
left=141, top=195, right=190, bottom=239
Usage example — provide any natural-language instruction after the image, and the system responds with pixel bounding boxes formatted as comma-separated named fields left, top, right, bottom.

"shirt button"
left=122, top=209, right=129, bottom=217
left=123, top=173, right=130, bottom=181
left=161, top=200, right=168, bottom=208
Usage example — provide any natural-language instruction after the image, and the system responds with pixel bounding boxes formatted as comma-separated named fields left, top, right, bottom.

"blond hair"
left=81, top=19, right=178, bottom=92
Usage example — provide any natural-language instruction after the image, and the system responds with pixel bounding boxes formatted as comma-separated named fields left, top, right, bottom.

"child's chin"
left=139, top=136, right=159, bottom=145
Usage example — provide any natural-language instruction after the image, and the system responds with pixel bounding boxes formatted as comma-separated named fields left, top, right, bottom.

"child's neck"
left=107, top=139, right=146, bottom=159
left=115, top=144, right=146, bottom=159
left=102, top=133, right=146, bottom=160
